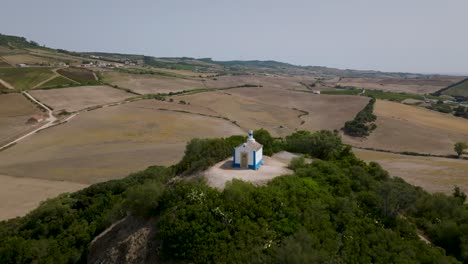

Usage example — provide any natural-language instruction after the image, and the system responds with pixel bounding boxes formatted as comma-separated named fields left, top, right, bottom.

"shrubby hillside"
left=0, top=130, right=467, bottom=263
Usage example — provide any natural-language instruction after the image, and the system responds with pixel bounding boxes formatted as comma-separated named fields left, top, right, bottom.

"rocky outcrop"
left=88, top=216, right=160, bottom=264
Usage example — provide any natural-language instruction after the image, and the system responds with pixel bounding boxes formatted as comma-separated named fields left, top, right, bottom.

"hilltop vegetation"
left=0, top=130, right=467, bottom=263
left=0, top=34, right=41, bottom=49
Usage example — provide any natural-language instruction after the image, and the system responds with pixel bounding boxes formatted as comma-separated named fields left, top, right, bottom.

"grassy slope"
left=0, top=67, right=54, bottom=90
left=442, top=79, right=468, bottom=97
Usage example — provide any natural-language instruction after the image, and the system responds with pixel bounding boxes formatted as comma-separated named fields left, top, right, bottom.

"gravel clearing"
left=204, top=156, right=292, bottom=190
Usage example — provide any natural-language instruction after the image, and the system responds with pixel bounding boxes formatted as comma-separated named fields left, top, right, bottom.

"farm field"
left=354, top=149, right=468, bottom=195
left=441, top=79, right=468, bottom=97
left=38, top=75, right=78, bottom=89
left=57, top=67, right=97, bottom=83
left=0, top=100, right=245, bottom=184
left=0, top=93, right=43, bottom=146
left=101, top=71, right=204, bottom=94
left=223, top=86, right=370, bottom=132
left=336, top=77, right=463, bottom=94
left=29, top=85, right=133, bottom=112
left=344, top=100, right=468, bottom=155
left=203, top=74, right=316, bottom=90
left=1, top=54, right=53, bottom=65
left=176, top=90, right=305, bottom=137
left=0, top=58, right=10, bottom=67
left=0, top=67, right=54, bottom=90
left=0, top=174, right=88, bottom=220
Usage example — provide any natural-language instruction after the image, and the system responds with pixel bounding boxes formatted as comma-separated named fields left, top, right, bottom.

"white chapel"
left=232, top=130, right=263, bottom=170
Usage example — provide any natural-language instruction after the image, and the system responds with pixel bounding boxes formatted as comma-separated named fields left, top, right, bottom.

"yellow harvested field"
left=354, top=149, right=468, bottom=195
left=29, top=85, right=134, bottom=112
left=223, top=87, right=370, bottom=133
left=204, top=74, right=315, bottom=90
left=337, top=77, right=463, bottom=94
left=0, top=100, right=245, bottom=184
left=0, top=174, right=88, bottom=221
left=0, top=93, right=43, bottom=146
left=344, top=100, right=468, bottom=155
left=1, top=54, right=54, bottom=65
left=102, top=71, right=204, bottom=94
left=177, top=90, right=304, bottom=137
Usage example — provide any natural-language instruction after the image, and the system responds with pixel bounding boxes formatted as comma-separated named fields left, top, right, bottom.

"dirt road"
left=0, top=78, right=14, bottom=90
left=0, top=91, right=57, bottom=150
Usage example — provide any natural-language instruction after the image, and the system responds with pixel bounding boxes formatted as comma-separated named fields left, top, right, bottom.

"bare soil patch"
left=29, top=85, right=133, bottom=112
left=344, top=100, right=468, bottom=155
left=0, top=100, right=244, bottom=184
left=204, top=156, right=292, bottom=190
left=57, top=67, right=96, bottom=83
left=354, top=149, right=468, bottom=195
left=0, top=174, right=88, bottom=220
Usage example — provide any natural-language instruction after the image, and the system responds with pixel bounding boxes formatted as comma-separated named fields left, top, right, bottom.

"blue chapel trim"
left=232, top=147, right=236, bottom=166
left=247, top=150, right=262, bottom=170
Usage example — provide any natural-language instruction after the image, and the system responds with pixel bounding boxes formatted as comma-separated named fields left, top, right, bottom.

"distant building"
left=312, top=90, right=321, bottom=94
left=17, top=63, right=27, bottom=67
left=233, top=130, right=263, bottom=170
left=26, top=114, right=45, bottom=124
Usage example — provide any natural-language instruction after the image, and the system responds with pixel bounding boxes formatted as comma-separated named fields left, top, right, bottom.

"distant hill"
left=0, top=33, right=42, bottom=49
left=1, top=33, right=465, bottom=81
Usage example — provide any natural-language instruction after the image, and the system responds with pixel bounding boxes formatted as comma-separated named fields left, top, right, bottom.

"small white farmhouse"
left=233, top=130, right=263, bottom=170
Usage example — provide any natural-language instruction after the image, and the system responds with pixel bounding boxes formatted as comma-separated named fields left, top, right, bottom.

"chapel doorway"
left=241, top=152, right=248, bottom=168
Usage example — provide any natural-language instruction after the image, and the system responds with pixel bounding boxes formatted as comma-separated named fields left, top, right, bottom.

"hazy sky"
left=1, top=0, right=467, bottom=74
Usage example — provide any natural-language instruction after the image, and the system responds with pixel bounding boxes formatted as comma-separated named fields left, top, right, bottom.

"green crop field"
left=37, top=75, right=79, bottom=89
left=441, top=79, right=468, bottom=97
left=0, top=67, right=54, bottom=90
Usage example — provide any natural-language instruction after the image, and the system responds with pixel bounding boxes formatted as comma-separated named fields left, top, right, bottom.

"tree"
left=454, top=142, right=467, bottom=158
left=253, top=128, right=275, bottom=155
left=453, top=186, right=467, bottom=204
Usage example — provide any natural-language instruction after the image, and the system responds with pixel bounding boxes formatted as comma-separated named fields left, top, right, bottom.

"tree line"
left=343, top=97, right=377, bottom=137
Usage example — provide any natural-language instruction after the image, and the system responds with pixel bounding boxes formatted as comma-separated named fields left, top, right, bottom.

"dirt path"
left=32, top=70, right=59, bottom=89
left=0, top=78, right=15, bottom=90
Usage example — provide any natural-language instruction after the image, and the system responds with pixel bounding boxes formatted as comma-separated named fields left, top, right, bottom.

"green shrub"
left=343, top=97, right=377, bottom=137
